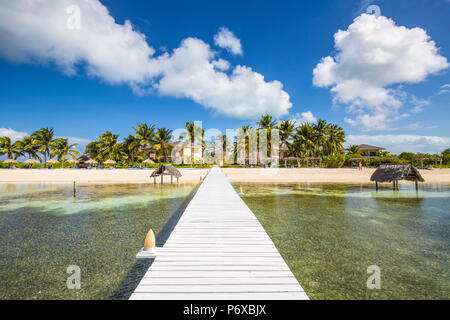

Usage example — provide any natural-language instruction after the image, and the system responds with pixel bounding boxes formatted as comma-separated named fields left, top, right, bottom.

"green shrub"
left=323, top=154, right=346, bottom=168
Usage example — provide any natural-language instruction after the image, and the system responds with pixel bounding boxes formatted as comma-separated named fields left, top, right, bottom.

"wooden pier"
left=130, top=166, right=308, bottom=300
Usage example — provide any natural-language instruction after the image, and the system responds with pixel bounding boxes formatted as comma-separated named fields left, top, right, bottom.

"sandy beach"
left=0, top=167, right=449, bottom=185
left=221, top=167, right=450, bottom=184
left=0, top=168, right=209, bottom=185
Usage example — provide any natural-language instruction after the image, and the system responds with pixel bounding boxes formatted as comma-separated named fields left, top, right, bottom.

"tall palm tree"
left=184, top=122, right=203, bottom=168
left=134, top=123, right=156, bottom=159
left=0, top=136, right=22, bottom=160
left=326, top=124, right=345, bottom=155
left=84, top=141, right=101, bottom=160
left=51, top=138, right=79, bottom=168
left=237, top=125, right=251, bottom=167
left=312, top=120, right=329, bottom=156
left=278, top=119, right=295, bottom=165
left=256, top=114, right=278, bottom=163
left=17, top=136, right=41, bottom=161
left=294, top=123, right=316, bottom=159
left=123, top=135, right=140, bottom=167
left=31, top=127, right=55, bottom=167
left=97, top=131, right=125, bottom=162
left=154, top=128, right=173, bottom=162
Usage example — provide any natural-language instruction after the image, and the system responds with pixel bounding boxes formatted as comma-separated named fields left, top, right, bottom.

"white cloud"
left=292, top=111, right=317, bottom=125
left=0, top=128, right=28, bottom=141
left=346, top=134, right=450, bottom=154
left=410, top=95, right=430, bottom=113
left=437, top=83, right=450, bottom=95
left=313, top=14, right=448, bottom=131
left=0, top=1, right=290, bottom=119
left=214, top=27, right=243, bottom=55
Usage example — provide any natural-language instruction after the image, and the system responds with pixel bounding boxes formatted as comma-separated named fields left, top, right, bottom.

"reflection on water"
left=0, top=183, right=197, bottom=300
left=237, top=183, right=450, bottom=299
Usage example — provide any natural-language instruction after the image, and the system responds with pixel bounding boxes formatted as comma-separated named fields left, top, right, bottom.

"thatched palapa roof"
left=150, top=164, right=182, bottom=178
left=370, top=164, right=424, bottom=183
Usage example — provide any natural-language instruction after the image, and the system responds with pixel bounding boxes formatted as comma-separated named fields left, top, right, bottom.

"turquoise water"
left=0, top=183, right=197, bottom=299
left=237, top=183, right=450, bottom=299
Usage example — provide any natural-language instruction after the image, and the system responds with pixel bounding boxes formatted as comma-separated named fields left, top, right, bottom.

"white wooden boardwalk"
left=129, top=166, right=308, bottom=300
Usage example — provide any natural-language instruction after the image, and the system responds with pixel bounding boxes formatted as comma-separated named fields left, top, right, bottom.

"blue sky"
left=0, top=0, right=449, bottom=154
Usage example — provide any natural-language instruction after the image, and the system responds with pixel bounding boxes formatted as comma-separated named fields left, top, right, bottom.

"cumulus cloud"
left=0, top=0, right=290, bottom=119
left=346, top=134, right=450, bottom=154
left=0, top=128, right=28, bottom=141
left=214, top=27, right=243, bottom=55
left=313, top=14, right=448, bottom=131
left=292, top=111, right=317, bottom=125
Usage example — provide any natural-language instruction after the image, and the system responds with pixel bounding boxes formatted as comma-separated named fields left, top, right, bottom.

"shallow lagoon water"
left=0, top=183, right=197, bottom=299
left=236, top=183, right=449, bottom=299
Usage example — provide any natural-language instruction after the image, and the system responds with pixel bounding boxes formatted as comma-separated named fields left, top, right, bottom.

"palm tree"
left=256, top=114, right=278, bottom=164
left=238, top=125, right=251, bottom=167
left=347, top=145, right=361, bottom=155
left=326, top=124, right=345, bottom=155
left=184, top=122, right=203, bottom=168
left=51, top=138, right=79, bottom=168
left=31, top=127, right=55, bottom=167
left=278, top=119, right=295, bottom=166
left=97, top=131, right=125, bottom=162
left=294, top=123, right=316, bottom=159
left=312, top=120, right=329, bottom=156
left=0, top=136, right=22, bottom=160
left=16, top=136, right=41, bottom=161
left=154, top=128, right=173, bottom=162
left=84, top=141, right=101, bottom=160
left=134, top=123, right=156, bottom=159
left=123, top=135, right=140, bottom=167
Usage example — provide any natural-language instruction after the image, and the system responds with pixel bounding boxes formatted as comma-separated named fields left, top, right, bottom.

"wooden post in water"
left=153, top=177, right=156, bottom=184
left=161, top=174, right=163, bottom=184
left=375, top=181, right=378, bottom=191
left=73, top=181, right=76, bottom=197
left=171, top=175, right=173, bottom=184
left=415, top=180, right=418, bottom=191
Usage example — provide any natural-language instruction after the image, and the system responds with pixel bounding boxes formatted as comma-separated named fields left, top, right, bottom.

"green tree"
left=326, top=123, right=345, bottom=155
left=31, top=127, right=56, bottom=167
left=134, top=123, right=156, bottom=159
left=312, top=120, right=329, bottom=156
left=97, top=131, right=125, bottom=162
left=51, top=138, right=79, bottom=168
left=0, top=136, right=22, bottom=160
left=154, top=128, right=173, bottom=162
left=17, top=136, right=41, bottom=160
left=347, top=145, right=361, bottom=155
left=123, top=135, right=140, bottom=166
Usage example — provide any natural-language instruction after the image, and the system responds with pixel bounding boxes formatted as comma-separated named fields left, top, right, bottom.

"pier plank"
left=130, top=166, right=308, bottom=300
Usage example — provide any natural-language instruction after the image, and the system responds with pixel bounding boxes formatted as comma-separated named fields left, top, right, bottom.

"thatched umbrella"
left=24, top=159, right=39, bottom=168
left=104, top=159, right=116, bottom=168
left=3, top=159, right=17, bottom=168
left=24, top=159, right=39, bottom=164
left=46, top=159, right=59, bottom=169
left=85, top=159, right=98, bottom=168
left=150, top=164, right=182, bottom=184
left=371, top=163, right=424, bottom=191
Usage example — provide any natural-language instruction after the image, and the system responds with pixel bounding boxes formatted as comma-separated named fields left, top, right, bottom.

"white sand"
left=221, top=168, right=450, bottom=184
left=0, top=168, right=209, bottom=185
left=0, top=167, right=449, bottom=185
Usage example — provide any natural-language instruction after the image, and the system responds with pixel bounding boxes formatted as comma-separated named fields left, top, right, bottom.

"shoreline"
left=0, top=168, right=449, bottom=185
